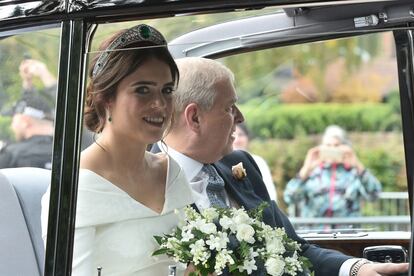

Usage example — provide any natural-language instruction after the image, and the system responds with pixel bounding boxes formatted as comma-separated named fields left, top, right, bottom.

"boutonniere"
left=232, top=162, right=247, bottom=180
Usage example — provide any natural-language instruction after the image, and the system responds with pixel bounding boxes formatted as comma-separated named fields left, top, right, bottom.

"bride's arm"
left=72, top=226, right=96, bottom=276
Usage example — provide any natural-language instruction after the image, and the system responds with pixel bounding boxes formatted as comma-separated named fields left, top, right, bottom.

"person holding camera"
left=0, top=59, right=56, bottom=169
left=284, top=125, right=381, bottom=220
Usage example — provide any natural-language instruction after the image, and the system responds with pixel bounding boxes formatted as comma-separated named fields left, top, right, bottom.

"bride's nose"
left=150, top=92, right=167, bottom=109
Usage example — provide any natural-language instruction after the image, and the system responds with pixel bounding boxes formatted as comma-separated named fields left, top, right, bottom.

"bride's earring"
left=107, top=109, right=112, bottom=122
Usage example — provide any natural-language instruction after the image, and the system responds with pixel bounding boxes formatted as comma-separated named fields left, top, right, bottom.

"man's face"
left=199, top=78, right=244, bottom=162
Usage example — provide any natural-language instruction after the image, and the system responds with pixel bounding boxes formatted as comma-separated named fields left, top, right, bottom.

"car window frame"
left=1, top=1, right=413, bottom=275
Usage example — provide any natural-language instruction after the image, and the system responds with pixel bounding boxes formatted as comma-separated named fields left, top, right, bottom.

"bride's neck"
left=96, top=135, right=148, bottom=173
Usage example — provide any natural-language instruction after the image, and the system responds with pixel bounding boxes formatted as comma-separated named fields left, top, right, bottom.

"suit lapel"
left=214, top=160, right=284, bottom=228
left=213, top=162, right=263, bottom=211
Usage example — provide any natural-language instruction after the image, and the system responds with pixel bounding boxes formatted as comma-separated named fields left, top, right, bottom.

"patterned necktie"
left=202, top=164, right=228, bottom=208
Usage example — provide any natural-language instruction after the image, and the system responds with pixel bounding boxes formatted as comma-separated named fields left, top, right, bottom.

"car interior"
left=0, top=167, right=50, bottom=276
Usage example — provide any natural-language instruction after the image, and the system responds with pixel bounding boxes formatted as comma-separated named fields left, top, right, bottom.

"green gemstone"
left=139, top=25, right=151, bottom=39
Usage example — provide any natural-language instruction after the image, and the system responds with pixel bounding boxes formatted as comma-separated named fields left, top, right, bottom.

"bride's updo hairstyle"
left=84, top=24, right=179, bottom=133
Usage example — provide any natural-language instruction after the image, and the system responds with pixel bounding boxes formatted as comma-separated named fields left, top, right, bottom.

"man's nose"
left=234, top=106, right=244, bottom=123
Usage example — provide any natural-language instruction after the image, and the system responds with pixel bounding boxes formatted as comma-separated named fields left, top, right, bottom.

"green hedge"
left=249, top=132, right=407, bottom=211
left=241, top=103, right=401, bottom=139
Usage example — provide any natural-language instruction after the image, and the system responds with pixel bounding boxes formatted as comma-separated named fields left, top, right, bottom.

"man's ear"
left=184, top=103, right=201, bottom=132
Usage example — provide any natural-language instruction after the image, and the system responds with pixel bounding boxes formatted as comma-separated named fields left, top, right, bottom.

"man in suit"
left=158, top=57, right=408, bottom=276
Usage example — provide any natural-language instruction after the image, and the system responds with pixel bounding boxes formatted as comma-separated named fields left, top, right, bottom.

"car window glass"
left=87, top=8, right=409, bottom=234
left=220, top=32, right=409, bottom=233
left=0, top=26, right=60, bottom=276
left=0, top=28, right=59, bottom=169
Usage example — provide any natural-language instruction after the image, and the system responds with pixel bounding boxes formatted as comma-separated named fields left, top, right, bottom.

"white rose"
left=219, top=216, right=234, bottom=230
left=199, top=222, right=217, bottom=234
left=192, top=218, right=207, bottom=230
left=265, top=256, right=285, bottom=276
left=236, top=223, right=255, bottom=244
left=232, top=209, right=251, bottom=225
left=266, top=237, right=286, bottom=255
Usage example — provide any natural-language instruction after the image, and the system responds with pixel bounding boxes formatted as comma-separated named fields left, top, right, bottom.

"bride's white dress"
left=70, top=156, right=193, bottom=276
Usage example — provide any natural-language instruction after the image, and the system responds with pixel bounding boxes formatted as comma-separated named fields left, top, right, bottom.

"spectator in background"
left=20, top=58, right=57, bottom=100
left=233, top=122, right=277, bottom=201
left=0, top=92, right=54, bottom=169
left=0, top=59, right=55, bottom=169
left=20, top=58, right=95, bottom=151
left=284, top=125, right=381, bottom=219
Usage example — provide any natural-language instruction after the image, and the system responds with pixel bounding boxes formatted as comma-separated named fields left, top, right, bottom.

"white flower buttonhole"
left=232, top=162, right=247, bottom=180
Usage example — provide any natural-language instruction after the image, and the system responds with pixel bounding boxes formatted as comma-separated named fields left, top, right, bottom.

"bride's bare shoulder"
left=80, top=144, right=107, bottom=172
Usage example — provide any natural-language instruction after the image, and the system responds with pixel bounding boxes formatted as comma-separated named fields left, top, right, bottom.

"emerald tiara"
left=92, top=24, right=167, bottom=77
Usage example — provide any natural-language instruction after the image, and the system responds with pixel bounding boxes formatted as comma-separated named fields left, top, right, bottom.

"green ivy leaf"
left=153, top=235, right=163, bottom=245
left=151, top=248, right=168, bottom=256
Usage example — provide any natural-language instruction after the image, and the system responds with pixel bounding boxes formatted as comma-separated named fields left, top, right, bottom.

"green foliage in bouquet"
left=153, top=203, right=312, bottom=276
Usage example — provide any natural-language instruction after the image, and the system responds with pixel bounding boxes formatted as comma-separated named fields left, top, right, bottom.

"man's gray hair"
left=174, top=57, right=235, bottom=113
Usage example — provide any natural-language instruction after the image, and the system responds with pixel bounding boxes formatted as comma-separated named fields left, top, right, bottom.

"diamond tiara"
left=92, top=24, right=167, bottom=77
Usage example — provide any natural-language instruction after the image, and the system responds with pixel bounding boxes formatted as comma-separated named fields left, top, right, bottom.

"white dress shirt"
left=164, top=145, right=230, bottom=210
left=161, top=143, right=358, bottom=276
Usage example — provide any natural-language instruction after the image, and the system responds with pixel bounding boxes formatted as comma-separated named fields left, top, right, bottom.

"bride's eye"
left=162, top=86, right=174, bottom=95
left=134, top=86, right=150, bottom=94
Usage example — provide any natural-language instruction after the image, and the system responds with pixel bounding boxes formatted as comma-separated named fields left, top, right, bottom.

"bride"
left=42, top=24, right=194, bottom=275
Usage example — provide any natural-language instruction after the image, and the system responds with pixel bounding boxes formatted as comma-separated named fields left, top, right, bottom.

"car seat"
left=0, top=167, right=50, bottom=276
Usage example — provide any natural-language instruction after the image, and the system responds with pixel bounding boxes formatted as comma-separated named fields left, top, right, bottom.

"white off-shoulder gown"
left=42, top=155, right=194, bottom=276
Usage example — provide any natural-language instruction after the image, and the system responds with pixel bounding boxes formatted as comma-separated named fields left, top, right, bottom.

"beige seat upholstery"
left=0, top=167, right=50, bottom=276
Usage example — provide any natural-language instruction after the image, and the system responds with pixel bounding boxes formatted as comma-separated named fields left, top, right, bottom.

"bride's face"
left=107, top=57, right=175, bottom=144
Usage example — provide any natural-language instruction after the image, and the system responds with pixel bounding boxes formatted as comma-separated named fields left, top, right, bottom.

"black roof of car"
left=2, top=0, right=413, bottom=32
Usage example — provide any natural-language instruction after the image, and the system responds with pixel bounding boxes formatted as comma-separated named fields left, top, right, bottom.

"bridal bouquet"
left=152, top=203, right=312, bottom=276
